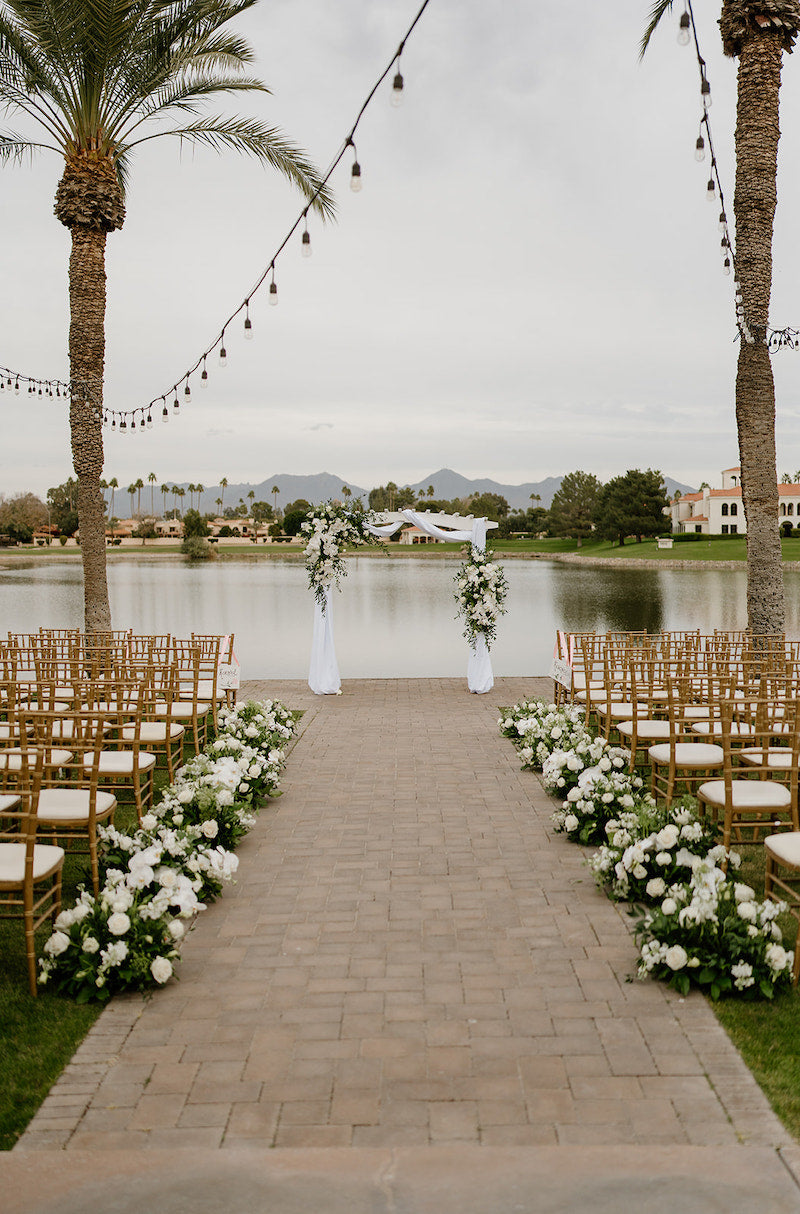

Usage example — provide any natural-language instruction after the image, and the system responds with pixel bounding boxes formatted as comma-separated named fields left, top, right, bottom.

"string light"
left=0, top=0, right=434, bottom=431
left=678, top=9, right=691, bottom=45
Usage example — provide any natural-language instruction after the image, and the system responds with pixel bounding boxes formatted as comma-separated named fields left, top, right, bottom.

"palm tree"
left=135, top=477, right=144, bottom=515
left=148, top=472, right=157, bottom=517
left=427, top=485, right=434, bottom=498
left=196, top=483, right=205, bottom=513
left=272, top=484, right=280, bottom=517
left=127, top=483, right=136, bottom=519
left=642, top=1, right=800, bottom=635
left=160, top=483, right=169, bottom=517
left=176, top=487, right=186, bottom=518
left=187, top=483, right=196, bottom=511
left=108, top=476, right=118, bottom=520
left=342, top=485, right=352, bottom=502
left=247, top=489, right=255, bottom=517
left=0, top=0, right=334, bottom=633
left=215, top=497, right=223, bottom=516
left=219, top=477, right=228, bottom=514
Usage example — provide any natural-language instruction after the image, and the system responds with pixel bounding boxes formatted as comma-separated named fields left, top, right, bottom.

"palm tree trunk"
left=68, top=225, right=112, bottom=634
left=733, top=27, right=785, bottom=635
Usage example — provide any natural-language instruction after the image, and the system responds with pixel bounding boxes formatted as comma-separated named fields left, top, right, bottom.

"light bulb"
left=219, top=345, right=227, bottom=367
left=244, top=315, right=253, bottom=339
left=723, top=257, right=731, bottom=275
left=269, top=281, right=278, bottom=306
left=14, top=380, right=19, bottom=395
left=706, top=178, right=715, bottom=200
left=184, top=382, right=191, bottom=402
left=147, top=412, right=153, bottom=429
left=391, top=71, right=404, bottom=106
left=694, top=136, right=705, bottom=162
left=301, top=229, right=312, bottom=258
left=678, top=12, right=690, bottom=44
left=120, top=419, right=127, bottom=434
left=350, top=161, right=362, bottom=192
left=701, top=80, right=711, bottom=108
left=162, top=404, right=169, bottom=423
left=111, top=417, right=116, bottom=430
left=131, top=417, right=136, bottom=433
left=718, top=212, right=726, bottom=232
left=201, top=365, right=208, bottom=387
left=173, top=396, right=179, bottom=413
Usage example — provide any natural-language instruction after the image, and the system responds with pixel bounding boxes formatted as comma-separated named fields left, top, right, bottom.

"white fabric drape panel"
left=309, top=513, right=494, bottom=694
left=308, top=586, right=341, bottom=694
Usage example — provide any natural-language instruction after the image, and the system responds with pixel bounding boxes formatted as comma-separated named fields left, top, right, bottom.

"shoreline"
left=5, top=546, right=800, bottom=572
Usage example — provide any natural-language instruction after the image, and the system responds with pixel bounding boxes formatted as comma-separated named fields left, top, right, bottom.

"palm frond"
left=640, top=0, right=675, bottom=58
left=129, top=116, right=336, bottom=220
left=0, top=131, right=56, bottom=161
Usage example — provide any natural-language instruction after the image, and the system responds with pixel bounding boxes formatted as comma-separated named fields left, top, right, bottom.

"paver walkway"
left=6, top=678, right=800, bottom=1211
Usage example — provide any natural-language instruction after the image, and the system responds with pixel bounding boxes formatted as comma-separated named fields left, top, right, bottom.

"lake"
left=2, top=555, right=800, bottom=679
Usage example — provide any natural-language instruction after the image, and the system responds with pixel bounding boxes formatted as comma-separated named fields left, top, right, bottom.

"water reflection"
left=550, top=566, right=664, bottom=634
left=2, top=554, right=800, bottom=678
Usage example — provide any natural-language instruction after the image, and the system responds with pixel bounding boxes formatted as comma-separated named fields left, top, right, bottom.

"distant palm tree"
left=108, top=477, right=118, bottom=519
left=215, top=497, right=223, bottom=515
left=342, top=485, right=352, bottom=501
left=427, top=485, right=434, bottom=498
left=135, top=477, right=144, bottom=515
left=176, top=487, right=186, bottom=517
left=148, top=472, right=157, bottom=516
left=160, top=484, right=169, bottom=517
left=196, top=483, right=205, bottom=513
left=247, top=490, right=255, bottom=517
left=220, top=478, right=228, bottom=514
left=171, top=486, right=180, bottom=516
left=0, top=0, right=333, bottom=632
left=187, top=483, right=196, bottom=510
left=781, top=473, right=792, bottom=484
left=127, top=483, right=136, bottom=518
left=272, top=485, right=280, bottom=517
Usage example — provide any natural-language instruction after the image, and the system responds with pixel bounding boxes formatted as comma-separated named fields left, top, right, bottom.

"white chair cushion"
left=196, top=680, right=224, bottom=702
left=618, top=720, right=671, bottom=740
left=122, top=723, right=184, bottom=742
left=597, top=701, right=647, bottom=719
left=648, top=743, right=724, bottom=767
left=86, top=751, right=156, bottom=774
left=691, top=721, right=755, bottom=738
left=0, top=794, right=21, bottom=812
left=0, top=842, right=65, bottom=882
left=153, top=701, right=209, bottom=720
left=765, top=832, right=800, bottom=867
left=698, top=780, right=792, bottom=809
left=37, top=789, right=116, bottom=821
left=0, top=748, right=72, bottom=769
left=739, top=748, right=796, bottom=770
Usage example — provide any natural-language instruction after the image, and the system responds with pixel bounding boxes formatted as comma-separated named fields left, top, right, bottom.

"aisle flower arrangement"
left=38, top=698, right=297, bottom=1003
left=301, top=500, right=381, bottom=606
left=499, top=696, right=794, bottom=999
left=453, top=547, right=508, bottom=647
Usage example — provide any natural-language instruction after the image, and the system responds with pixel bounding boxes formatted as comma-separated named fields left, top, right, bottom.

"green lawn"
left=493, top=534, right=800, bottom=562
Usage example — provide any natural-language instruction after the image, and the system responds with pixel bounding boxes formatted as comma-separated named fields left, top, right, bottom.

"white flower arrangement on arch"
left=301, top=500, right=382, bottom=606
left=454, top=546, right=508, bottom=647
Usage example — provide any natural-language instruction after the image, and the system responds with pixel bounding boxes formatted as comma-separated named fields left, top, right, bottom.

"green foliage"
left=181, top=509, right=209, bottom=539
left=251, top=501, right=274, bottom=524
left=593, top=468, right=669, bottom=546
left=180, top=536, right=213, bottom=560
left=466, top=492, right=509, bottom=521
left=283, top=508, right=309, bottom=536
left=0, top=491, right=47, bottom=538
left=549, top=471, right=602, bottom=543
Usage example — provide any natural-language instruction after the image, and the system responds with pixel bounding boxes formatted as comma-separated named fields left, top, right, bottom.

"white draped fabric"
left=308, top=586, right=341, bottom=694
left=307, top=512, right=494, bottom=695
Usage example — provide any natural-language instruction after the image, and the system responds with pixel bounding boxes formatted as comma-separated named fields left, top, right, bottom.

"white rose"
left=661, top=898, right=678, bottom=916
left=564, top=814, right=579, bottom=833
left=201, top=820, right=219, bottom=839
left=655, top=852, right=672, bottom=866
left=107, top=912, right=131, bottom=936
left=664, top=945, right=688, bottom=971
left=167, top=919, right=185, bottom=941
left=82, top=936, right=100, bottom=954
left=737, top=902, right=757, bottom=922
left=44, top=931, right=70, bottom=957
left=734, top=883, right=756, bottom=903
left=177, top=787, right=195, bottom=804
left=150, top=956, right=173, bottom=984
left=646, top=878, right=666, bottom=898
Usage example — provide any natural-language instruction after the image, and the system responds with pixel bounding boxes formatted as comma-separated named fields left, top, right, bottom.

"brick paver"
left=18, top=678, right=794, bottom=1157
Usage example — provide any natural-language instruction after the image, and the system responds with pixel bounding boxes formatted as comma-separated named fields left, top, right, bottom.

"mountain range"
left=171, top=469, right=696, bottom=517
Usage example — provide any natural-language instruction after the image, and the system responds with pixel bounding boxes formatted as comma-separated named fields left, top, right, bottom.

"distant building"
left=668, top=467, right=800, bottom=535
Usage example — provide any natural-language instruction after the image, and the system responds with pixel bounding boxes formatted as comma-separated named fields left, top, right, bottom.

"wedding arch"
left=304, top=506, right=503, bottom=695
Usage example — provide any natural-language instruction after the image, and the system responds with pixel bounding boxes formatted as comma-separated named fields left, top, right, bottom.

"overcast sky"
left=3, top=0, right=800, bottom=499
